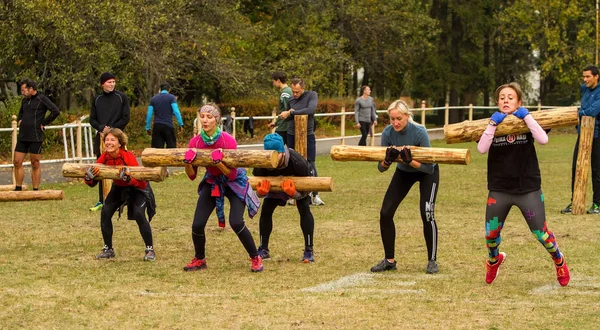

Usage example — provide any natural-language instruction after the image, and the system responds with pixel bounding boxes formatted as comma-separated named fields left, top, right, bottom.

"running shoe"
left=485, top=252, right=506, bottom=284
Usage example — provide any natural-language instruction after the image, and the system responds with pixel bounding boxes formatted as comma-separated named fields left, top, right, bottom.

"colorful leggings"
left=485, top=189, right=563, bottom=264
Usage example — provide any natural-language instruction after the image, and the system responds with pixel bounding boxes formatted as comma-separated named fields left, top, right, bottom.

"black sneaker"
left=587, top=203, right=600, bottom=214
left=96, top=246, right=115, bottom=259
left=144, top=247, right=156, bottom=261
left=370, top=259, right=397, bottom=272
left=560, top=203, right=572, bottom=214
left=257, top=247, right=271, bottom=260
left=426, top=260, right=439, bottom=274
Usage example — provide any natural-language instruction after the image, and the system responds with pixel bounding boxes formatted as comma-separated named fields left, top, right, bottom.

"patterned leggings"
left=485, top=189, right=563, bottom=264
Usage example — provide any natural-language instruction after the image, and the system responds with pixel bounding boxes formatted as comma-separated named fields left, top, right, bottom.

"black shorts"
left=15, top=140, right=42, bottom=154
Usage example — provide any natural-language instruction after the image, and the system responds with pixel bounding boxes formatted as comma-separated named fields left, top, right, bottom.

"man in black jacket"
left=88, top=72, right=130, bottom=211
left=13, top=79, right=60, bottom=191
left=253, top=134, right=316, bottom=263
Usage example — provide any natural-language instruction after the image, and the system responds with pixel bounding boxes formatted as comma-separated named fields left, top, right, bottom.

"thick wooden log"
left=248, top=176, right=334, bottom=192
left=141, top=148, right=279, bottom=168
left=0, top=185, right=27, bottom=191
left=572, top=116, right=595, bottom=215
left=444, top=106, right=578, bottom=144
left=62, top=163, right=167, bottom=182
left=295, top=115, right=308, bottom=158
left=0, top=190, right=64, bottom=202
left=330, top=145, right=470, bottom=165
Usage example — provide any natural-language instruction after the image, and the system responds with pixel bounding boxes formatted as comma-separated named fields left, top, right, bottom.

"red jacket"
left=87, top=148, right=146, bottom=189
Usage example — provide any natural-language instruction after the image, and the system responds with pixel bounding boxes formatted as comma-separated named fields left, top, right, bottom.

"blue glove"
left=513, top=106, right=529, bottom=119
left=490, top=112, right=507, bottom=126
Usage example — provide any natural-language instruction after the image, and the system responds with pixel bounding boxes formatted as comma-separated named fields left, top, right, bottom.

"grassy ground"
left=1, top=132, right=599, bottom=329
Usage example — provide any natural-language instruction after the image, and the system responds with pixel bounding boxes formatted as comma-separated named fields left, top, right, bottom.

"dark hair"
left=583, top=65, right=600, bottom=76
left=494, top=82, right=523, bottom=104
left=20, top=78, right=37, bottom=91
left=360, top=85, right=370, bottom=95
left=271, top=71, right=287, bottom=83
left=160, top=83, right=170, bottom=91
left=290, top=77, right=305, bottom=88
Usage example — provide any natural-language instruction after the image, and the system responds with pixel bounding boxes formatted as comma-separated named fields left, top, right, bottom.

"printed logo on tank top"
left=492, top=134, right=528, bottom=147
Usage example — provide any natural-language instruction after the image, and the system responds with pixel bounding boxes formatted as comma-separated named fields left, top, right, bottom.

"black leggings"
left=259, top=196, right=314, bottom=250
left=379, top=167, right=439, bottom=261
left=358, top=121, right=371, bottom=146
left=101, top=185, right=153, bottom=248
left=191, top=184, right=258, bottom=260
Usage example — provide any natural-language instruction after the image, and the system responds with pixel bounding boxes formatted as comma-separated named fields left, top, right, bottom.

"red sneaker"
left=251, top=255, right=263, bottom=272
left=555, top=259, right=570, bottom=287
left=183, top=257, right=207, bottom=271
left=485, top=252, right=506, bottom=284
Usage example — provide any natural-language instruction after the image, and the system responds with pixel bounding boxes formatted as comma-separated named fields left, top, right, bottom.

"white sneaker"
left=287, top=199, right=296, bottom=206
left=312, top=194, right=325, bottom=206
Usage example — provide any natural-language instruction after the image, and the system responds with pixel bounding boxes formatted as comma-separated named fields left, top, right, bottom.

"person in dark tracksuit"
left=478, top=82, right=570, bottom=286
left=89, top=72, right=130, bottom=211
left=13, top=78, right=60, bottom=191
left=370, top=100, right=440, bottom=274
left=145, top=83, right=184, bottom=148
left=253, top=133, right=316, bottom=263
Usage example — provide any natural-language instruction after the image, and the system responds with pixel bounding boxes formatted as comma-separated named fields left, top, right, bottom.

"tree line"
left=0, top=0, right=595, bottom=119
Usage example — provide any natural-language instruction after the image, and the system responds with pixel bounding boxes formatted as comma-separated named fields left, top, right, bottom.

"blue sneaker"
left=302, top=248, right=315, bottom=263
left=257, top=247, right=271, bottom=260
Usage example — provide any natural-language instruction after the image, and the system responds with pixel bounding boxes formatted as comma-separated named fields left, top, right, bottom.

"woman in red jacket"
left=84, top=128, right=156, bottom=261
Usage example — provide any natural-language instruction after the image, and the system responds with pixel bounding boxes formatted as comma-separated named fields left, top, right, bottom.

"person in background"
left=270, top=71, right=292, bottom=143
left=478, top=82, right=569, bottom=286
left=13, top=78, right=60, bottom=191
left=145, top=83, right=184, bottom=148
left=354, top=85, right=378, bottom=146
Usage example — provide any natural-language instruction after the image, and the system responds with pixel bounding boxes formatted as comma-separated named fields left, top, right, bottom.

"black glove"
left=146, top=129, right=152, bottom=136
left=118, top=166, right=131, bottom=182
left=399, top=148, right=413, bottom=164
left=384, top=147, right=400, bottom=165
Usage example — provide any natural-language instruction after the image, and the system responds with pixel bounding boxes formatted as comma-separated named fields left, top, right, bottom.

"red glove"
left=211, top=149, right=224, bottom=164
left=281, top=179, right=296, bottom=197
left=184, top=148, right=197, bottom=164
left=256, top=179, right=271, bottom=197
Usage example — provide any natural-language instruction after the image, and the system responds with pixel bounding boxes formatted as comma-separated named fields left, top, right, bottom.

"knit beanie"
left=100, top=72, right=116, bottom=85
left=263, top=133, right=285, bottom=153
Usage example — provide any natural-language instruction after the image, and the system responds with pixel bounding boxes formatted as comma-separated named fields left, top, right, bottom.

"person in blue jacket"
left=146, top=83, right=184, bottom=148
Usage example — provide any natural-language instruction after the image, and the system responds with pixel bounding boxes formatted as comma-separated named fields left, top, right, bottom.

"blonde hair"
left=103, top=128, right=128, bottom=148
left=387, top=99, right=421, bottom=126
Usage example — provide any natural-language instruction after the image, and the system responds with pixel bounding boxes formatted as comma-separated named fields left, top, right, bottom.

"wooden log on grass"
left=0, top=190, right=64, bottom=202
left=0, top=185, right=27, bottom=191
left=443, top=106, right=578, bottom=144
left=330, top=145, right=471, bottom=165
left=248, top=176, right=334, bottom=192
left=572, top=116, right=595, bottom=215
left=61, top=163, right=167, bottom=182
left=141, top=148, right=279, bottom=168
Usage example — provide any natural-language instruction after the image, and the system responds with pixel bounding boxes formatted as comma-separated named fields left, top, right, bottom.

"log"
left=0, top=185, right=27, bottom=191
left=330, top=145, right=470, bottom=165
left=443, top=106, right=578, bottom=144
left=248, top=176, right=334, bottom=192
left=0, top=190, right=65, bottom=202
left=295, top=114, right=308, bottom=158
left=572, top=116, right=595, bottom=215
left=141, top=148, right=279, bottom=169
left=62, top=163, right=167, bottom=182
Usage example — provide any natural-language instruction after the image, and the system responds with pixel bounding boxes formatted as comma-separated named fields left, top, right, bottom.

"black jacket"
left=17, top=93, right=60, bottom=142
left=90, top=90, right=130, bottom=132
left=252, top=147, right=311, bottom=177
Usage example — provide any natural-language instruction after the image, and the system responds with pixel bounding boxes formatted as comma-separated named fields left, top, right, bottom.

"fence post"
left=538, top=99, right=541, bottom=111
left=468, top=103, right=473, bottom=121
left=370, top=122, right=376, bottom=146
left=421, top=100, right=426, bottom=126
left=445, top=102, right=450, bottom=126
left=271, top=106, right=277, bottom=134
left=340, top=106, right=346, bottom=145
left=76, top=118, right=82, bottom=163
left=231, top=107, right=236, bottom=139
left=11, top=115, right=17, bottom=186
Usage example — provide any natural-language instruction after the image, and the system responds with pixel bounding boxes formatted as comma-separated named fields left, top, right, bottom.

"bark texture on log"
left=141, top=148, right=279, bottom=168
left=295, top=115, right=308, bottom=158
left=330, top=145, right=470, bottom=165
left=248, top=176, right=334, bottom=192
left=0, top=190, right=65, bottom=202
left=572, top=116, right=594, bottom=215
left=444, top=107, right=578, bottom=144
left=62, top=163, right=167, bottom=182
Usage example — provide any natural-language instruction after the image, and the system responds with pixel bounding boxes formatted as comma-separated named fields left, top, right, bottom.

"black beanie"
left=100, top=72, right=116, bottom=85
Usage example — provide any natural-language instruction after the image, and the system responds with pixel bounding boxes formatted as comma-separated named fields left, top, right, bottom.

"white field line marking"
left=352, top=288, right=426, bottom=295
left=301, top=273, right=375, bottom=292
left=529, top=280, right=600, bottom=295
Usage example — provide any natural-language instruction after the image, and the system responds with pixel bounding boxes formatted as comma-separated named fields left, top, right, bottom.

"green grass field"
left=1, top=132, right=599, bottom=329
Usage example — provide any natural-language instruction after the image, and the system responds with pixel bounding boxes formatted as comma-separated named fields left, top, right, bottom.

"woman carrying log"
left=84, top=128, right=157, bottom=261
left=371, top=100, right=440, bottom=274
left=477, top=82, right=570, bottom=286
left=182, top=103, right=263, bottom=273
